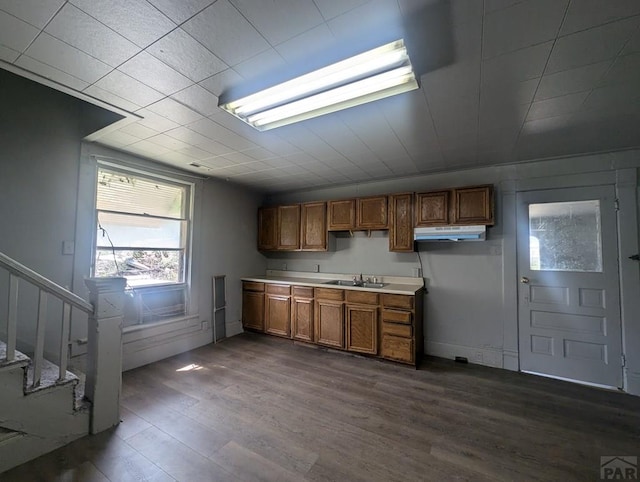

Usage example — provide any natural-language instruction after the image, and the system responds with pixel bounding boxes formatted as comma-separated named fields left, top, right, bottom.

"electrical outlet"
left=201, top=321, right=210, bottom=330
left=412, top=267, right=422, bottom=277
left=314, top=264, right=320, bottom=272
left=62, top=240, right=75, bottom=255
left=475, top=351, right=483, bottom=363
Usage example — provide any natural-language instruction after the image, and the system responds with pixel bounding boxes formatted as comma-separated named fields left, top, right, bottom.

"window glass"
left=528, top=200, right=602, bottom=272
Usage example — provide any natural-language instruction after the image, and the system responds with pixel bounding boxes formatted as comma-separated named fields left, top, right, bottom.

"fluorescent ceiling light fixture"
left=219, top=39, right=419, bottom=131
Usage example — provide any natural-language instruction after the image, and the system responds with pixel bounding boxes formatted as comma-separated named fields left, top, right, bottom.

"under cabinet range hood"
left=414, top=225, right=486, bottom=242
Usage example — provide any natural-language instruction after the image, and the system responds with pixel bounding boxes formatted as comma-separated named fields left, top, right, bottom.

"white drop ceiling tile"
left=484, top=0, right=526, bottom=13
left=423, top=58, right=481, bottom=100
left=145, top=134, right=192, bottom=151
left=262, top=158, right=297, bottom=168
left=534, top=61, right=611, bottom=101
left=522, top=114, right=572, bottom=135
left=230, top=0, right=324, bottom=45
left=84, top=84, right=141, bottom=112
left=313, top=0, right=368, bottom=20
left=164, top=126, right=231, bottom=154
left=599, top=52, right=640, bottom=87
left=482, top=41, right=553, bottom=85
left=93, top=70, right=164, bottom=107
left=69, top=0, right=176, bottom=48
left=14, top=55, right=89, bottom=91
left=96, top=130, right=140, bottom=147
left=119, top=51, right=193, bottom=96
left=126, top=140, right=171, bottom=156
left=0, top=10, right=40, bottom=52
left=45, top=4, right=139, bottom=67
left=170, top=84, right=219, bottom=117
left=258, top=134, right=301, bottom=156
left=134, top=109, right=181, bottom=132
left=198, top=69, right=244, bottom=97
left=175, top=145, right=216, bottom=160
left=233, top=48, right=287, bottom=82
left=581, top=81, right=640, bottom=112
left=146, top=97, right=203, bottom=125
left=117, top=122, right=159, bottom=139
left=223, top=151, right=257, bottom=164
left=483, top=0, right=568, bottom=59
left=275, top=24, right=336, bottom=65
left=147, top=0, right=215, bottom=24
left=24, top=33, right=112, bottom=84
left=242, top=148, right=277, bottom=161
left=622, top=28, right=640, bottom=55
left=0, top=45, right=19, bottom=62
left=560, top=0, right=640, bottom=36
left=546, top=18, right=639, bottom=73
left=328, top=0, right=403, bottom=45
left=0, top=0, right=65, bottom=28
left=188, top=117, right=257, bottom=151
left=182, top=0, right=270, bottom=66
left=482, top=78, right=539, bottom=107
left=527, top=91, right=589, bottom=121
left=146, top=28, right=227, bottom=83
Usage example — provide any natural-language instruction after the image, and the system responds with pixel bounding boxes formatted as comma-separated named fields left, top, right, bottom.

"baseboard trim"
left=426, top=340, right=503, bottom=368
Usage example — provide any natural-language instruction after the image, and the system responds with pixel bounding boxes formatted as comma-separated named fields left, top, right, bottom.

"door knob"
left=520, top=277, right=530, bottom=284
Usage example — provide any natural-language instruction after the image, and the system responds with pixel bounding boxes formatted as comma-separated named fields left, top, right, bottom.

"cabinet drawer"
left=381, top=335, right=414, bottom=363
left=292, top=286, right=314, bottom=298
left=345, top=290, right=378, bottom=305
left=266, top=284, right=291, bottom=296
left=315, top=288, right=344, bottom=301
left=243, top=281, right=264, bottom=292
left=382, top=322, right=412, bottom=338
left=381, top=309, right=412, bottom=325
left=381, top=294, right=414, bottom=310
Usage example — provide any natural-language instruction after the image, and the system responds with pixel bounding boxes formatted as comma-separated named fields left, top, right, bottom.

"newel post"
left=84, top=277, right=126, bottom=434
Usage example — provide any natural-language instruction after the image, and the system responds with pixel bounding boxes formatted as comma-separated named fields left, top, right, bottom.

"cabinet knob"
left=520, top=277, right=530, bottom=284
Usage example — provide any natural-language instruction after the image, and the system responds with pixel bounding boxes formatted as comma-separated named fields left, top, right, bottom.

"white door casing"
left=517, top=186, right=623, bottom=388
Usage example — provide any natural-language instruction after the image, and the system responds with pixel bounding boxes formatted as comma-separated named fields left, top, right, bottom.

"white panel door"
left=517, top=186, right=623, bottom=388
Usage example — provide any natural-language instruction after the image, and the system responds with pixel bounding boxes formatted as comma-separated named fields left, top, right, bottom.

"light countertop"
left=241, top=270, right=424, bottom=295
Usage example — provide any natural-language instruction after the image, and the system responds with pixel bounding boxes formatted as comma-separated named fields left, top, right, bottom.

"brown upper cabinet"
left=277, top=204, right=301, bottom=250
left=328, top=199, right=356, bottom=231
left=259, top=202, right=328, bottom=252
left=389, top=192, right=414, bottom=252
left=415, top=185, right=493, bottom=227
left=356, top=195, right=388, bottom=229
left=452, top=185, right=494, bottom=225
left=301, top=201, right=327, bottom=251
left=257, top=207, right=278, bottom=251
left=328, top=196, right=389, bottom=231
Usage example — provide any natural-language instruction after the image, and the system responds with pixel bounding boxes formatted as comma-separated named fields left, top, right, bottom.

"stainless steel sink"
left=323, top=280, right=388, bottom=288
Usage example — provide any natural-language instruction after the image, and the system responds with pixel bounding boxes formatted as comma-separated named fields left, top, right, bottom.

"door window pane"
left=529, top=200, right=603, bottom=272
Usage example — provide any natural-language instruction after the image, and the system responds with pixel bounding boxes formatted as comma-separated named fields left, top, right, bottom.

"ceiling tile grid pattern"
left=0, top=0, right=639, bottom=192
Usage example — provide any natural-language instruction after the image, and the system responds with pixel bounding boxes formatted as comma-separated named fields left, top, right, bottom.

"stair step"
left=25, top=357, right=79, bottom=395
left=0, top=340, right=30, bottom=371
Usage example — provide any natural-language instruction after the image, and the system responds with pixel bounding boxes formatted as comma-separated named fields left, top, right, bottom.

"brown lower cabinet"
left=264, top=284, right=291, bottom=337
left=314, top=288, right=345, bottom=349
left=291, top=286, right=314, bottom=342
left=242, top=282, right=265, bottom=331
left=242, top=281, right=423, bottom=366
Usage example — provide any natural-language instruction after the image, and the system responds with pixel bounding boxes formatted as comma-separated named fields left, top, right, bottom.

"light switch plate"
left=62, top=240, right=75, bottom=255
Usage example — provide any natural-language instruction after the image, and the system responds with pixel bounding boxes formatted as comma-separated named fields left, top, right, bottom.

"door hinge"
left=621, top=353, right=626, bottom=367
left=614, top=199, right=620, bottom=211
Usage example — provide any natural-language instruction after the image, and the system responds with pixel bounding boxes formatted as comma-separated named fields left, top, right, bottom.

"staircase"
left=0, top=251, right=126, bottom=474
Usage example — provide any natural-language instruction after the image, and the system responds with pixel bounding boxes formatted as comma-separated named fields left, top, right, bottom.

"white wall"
left=266, top=150, right=640, bottom=395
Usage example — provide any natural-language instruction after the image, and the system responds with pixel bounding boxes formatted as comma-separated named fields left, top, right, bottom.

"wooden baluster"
left=59, top=302, right=71, bottom=381
left=32, top=290, right=48, bottom=388
left=5, top=274, right=18, bottom=361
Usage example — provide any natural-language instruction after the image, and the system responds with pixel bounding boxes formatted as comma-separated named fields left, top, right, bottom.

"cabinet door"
left=315, top=299, right=344, bottom=348
left=346, top=304, right=378, bottom=355
left=277, top=204, right=301, bottom=250
left=381, top=334, right=414, bottom=363
left=265, top=294, right=291, bottom=337
left=389, top=193, right=414, bottom=252
left=292, top=297, right=314, bottom=342
left=301, top=202, right=327, bottom=251
left=415, top=191, right=449, bottom=226
left=356, top=196, right=388, bottom=229
left=257, top=207, right=278, bottom=251
left=242, top=291, right=264, bottom=331
left=452, top=185, right=494, bottom=225
left=328, top=199, right=355, bottom=230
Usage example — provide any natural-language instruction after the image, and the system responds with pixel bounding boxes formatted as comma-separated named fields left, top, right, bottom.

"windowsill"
left=123, top=313, right=199, bottom=334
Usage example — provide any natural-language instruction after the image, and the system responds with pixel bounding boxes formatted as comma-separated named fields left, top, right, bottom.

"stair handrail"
left=0, top=251, right=92, bottom=313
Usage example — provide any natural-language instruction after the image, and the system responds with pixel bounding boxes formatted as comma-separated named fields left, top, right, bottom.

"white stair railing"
left=0, top=251, right=93, bottom=387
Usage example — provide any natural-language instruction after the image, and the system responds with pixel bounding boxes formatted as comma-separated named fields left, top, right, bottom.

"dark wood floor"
left=3, top=332, right=639, bottom=481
